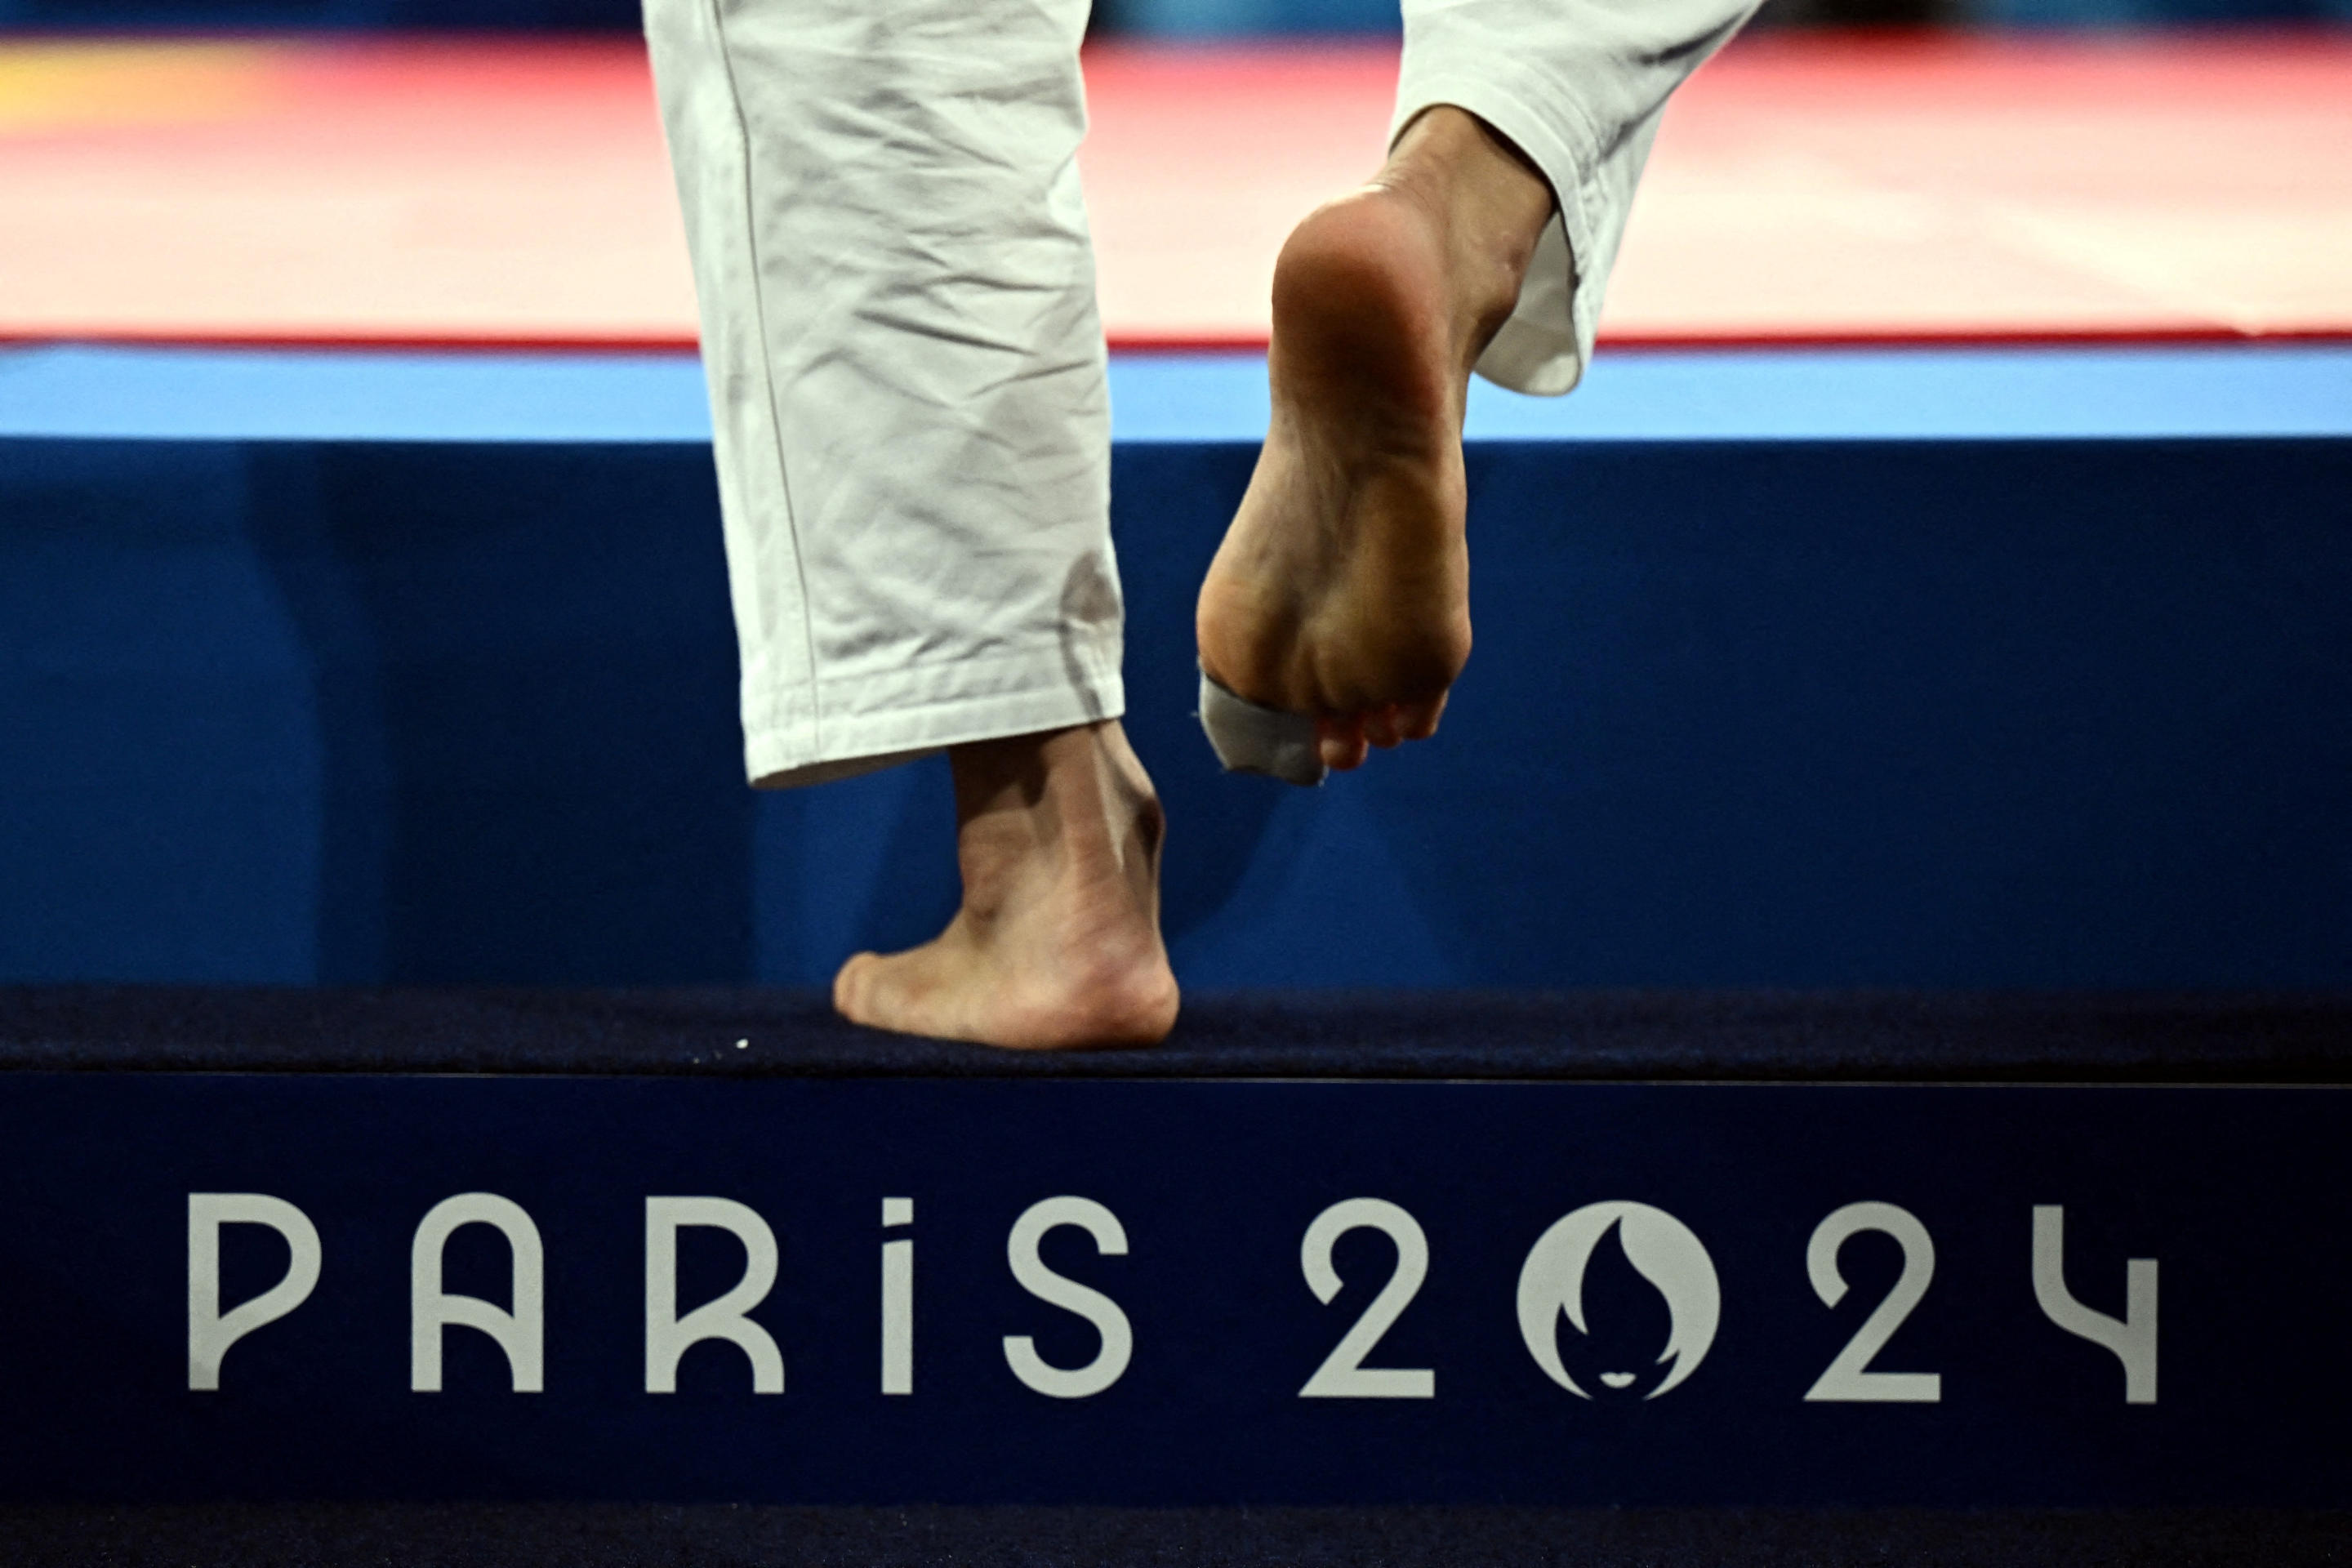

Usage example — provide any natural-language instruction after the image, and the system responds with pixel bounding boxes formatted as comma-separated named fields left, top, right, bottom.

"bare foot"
left=832, top=720, right=1178, bottom=1050
left=1196, top=106, right=1554, bottom=773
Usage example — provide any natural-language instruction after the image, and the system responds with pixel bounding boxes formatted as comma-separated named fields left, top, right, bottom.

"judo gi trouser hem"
left=1394, top=0, right=1757, bottom=396
left=1392, top=73, right=1611, bottom=399
left=744, top=635, right=1125, bottom=791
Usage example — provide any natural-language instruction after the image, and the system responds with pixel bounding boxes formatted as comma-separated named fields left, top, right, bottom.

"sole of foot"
left=1196, top=107, right=1552, bottom=774
left=831, top=720, right=1179, bottom=1051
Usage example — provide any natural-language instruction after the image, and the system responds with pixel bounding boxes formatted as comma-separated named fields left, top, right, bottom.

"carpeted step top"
left=1, top=986, right=2346, bottom=1082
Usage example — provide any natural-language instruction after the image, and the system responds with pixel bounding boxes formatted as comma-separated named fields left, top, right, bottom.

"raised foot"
left=831, top=721, right=1178, bottom=1051
left=1195, top=105, right=1553, bottom=775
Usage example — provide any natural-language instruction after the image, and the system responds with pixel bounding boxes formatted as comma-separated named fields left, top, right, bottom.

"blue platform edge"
left=4, top=341, right=2350, bottom=990
left=5, top=342, right=2350, bottom=443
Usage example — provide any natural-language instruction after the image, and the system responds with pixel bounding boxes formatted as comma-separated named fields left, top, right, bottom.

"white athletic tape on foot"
left=1198, top=670, right=1326, bottom=787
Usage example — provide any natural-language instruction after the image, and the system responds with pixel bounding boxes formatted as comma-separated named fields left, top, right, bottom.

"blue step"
left=2, top=343, right=2348, bottom=988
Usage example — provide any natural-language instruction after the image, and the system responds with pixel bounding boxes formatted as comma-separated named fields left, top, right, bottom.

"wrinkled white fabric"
left=1396, top=0, right=1758, bottom=396
left=644, top=0, right=1121, bottom=787
left=644, top=0, right=1753, bottom=786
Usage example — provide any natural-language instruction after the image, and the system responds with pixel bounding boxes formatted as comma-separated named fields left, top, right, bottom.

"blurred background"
left=2, top=0, right=2348, bottom=39
left=2, top=0, right=2344, bottom=998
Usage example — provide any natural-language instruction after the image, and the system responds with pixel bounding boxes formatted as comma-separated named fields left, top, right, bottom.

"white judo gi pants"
left=644, top=0, right=1754, bottom=789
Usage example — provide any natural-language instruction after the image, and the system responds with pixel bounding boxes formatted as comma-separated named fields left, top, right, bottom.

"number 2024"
left=1263, top=1197, right=2156, bottom=1405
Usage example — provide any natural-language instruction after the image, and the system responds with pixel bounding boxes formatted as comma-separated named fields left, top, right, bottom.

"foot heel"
left=1197, top=670, right=1327, bottom=787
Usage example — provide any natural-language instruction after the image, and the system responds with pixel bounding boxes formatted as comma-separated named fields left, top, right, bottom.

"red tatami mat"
left=2, top=33, right=2347, bottom=350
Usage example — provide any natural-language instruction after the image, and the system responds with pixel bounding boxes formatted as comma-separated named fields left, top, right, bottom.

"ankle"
left=1379, top=107, right=1554, bottom=365
left=946, top=722, right=1161, bottom=919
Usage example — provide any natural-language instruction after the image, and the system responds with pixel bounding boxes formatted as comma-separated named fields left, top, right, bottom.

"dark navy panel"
left=1118, top=438, right=2352, bottom=987
left=0, top=1073, right=2339, bottom=1506
left=0, top=439, right=752, bottom=984
left=2, top=425, right=2348, bottom=988
left=0, top=443, right=323, bottom=982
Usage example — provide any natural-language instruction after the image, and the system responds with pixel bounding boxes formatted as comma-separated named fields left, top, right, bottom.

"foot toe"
left=1400, top=694, right=1446, bottom=742
left=831, top=951, right=880, bottom=1021
left=1317, top=717, right=1371, bottom=772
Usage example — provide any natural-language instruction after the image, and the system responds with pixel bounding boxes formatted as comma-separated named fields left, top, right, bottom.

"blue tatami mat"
left=5, top=342, right=2349, bottom=443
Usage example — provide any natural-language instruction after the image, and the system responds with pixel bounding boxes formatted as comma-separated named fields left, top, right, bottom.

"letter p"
left=188, top=1193, right=321, bottom=1391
